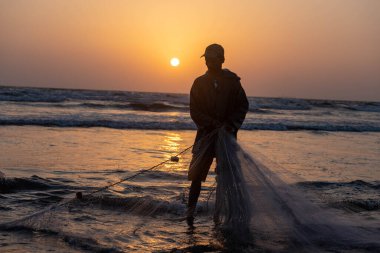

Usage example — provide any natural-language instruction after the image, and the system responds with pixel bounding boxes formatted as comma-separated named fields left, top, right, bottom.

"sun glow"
left=170, top=57, right=180, bottom=67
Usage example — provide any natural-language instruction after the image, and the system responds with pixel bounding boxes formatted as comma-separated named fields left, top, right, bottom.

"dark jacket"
left=190, top=69, right=249, bottom=153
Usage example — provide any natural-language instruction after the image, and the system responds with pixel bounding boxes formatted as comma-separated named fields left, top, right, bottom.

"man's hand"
left=223, top=124, right=235, bottom=133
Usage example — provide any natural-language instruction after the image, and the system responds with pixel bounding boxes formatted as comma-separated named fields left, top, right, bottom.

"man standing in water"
left=187, top=44, right=249, bottom=225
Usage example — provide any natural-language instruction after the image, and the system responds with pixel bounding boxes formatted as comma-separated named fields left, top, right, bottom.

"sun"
left=170, top=57, right=180, bottom=67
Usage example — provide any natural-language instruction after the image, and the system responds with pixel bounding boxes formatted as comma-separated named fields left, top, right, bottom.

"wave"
left=0, top=175, right=73, bottom=193
left=0, top=224, right=122, bottom=253
left=0, top=118, right=194, bottom=129
left=330, top=199, right=380, bottom=212
left=249, top=97, right=312, bottom=110
left=297, top=180, right=380, bottom=190
left=244, top=122, right=380, bottom=132
left=1, top=118, right=380, bottom=132
left=332, top=102, right=380, bottom=112
left=250, top=97, right=380, bottom=112
left=297, top=180, right=380, bottom=213
left=10, top=100, right=189, bottom=112
left=248, top=108, right=278, bottom=114
left=128, top=102, right=187, bottom=112
left=1, top=176, right=53, bottom=193
left=71, top=101, right=188, bottom=112
left=0, top=86, right=190, bottom=105
left=2, top=86, right=380, bottom=113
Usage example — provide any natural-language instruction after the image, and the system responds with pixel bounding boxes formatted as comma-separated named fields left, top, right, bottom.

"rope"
left=2, top=128, right=220, bottom=227
left=86, top=144, right=193, bottom=197
left=85, top=128, right=220, bottom=197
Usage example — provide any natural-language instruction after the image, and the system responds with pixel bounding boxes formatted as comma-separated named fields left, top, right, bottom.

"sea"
left=0, top=85, right=379, bottom=252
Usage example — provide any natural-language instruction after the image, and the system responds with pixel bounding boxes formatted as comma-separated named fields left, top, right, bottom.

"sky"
left=1, top=0, right=379, bottom=101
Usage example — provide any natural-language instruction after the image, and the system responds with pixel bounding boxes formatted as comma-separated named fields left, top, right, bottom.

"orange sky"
left=1, top=0, right=379, bottom=101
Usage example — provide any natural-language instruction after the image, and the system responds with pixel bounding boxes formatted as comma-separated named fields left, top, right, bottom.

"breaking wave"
left=297, top=180, right=380, bottom=212
left=330, top=199, right=380, bottom=212
left=0, top=175, right=60, bottom=193
left=1, top=86, right=380, bottom=112
left=23, top=101, right=189, bottom=112
left=297, top=180, right=380, bottom=190
left=1, top=118, right=379, bottom=132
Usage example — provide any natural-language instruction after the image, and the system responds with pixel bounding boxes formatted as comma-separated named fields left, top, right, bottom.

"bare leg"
left=187, top=180, right=202, bottom=225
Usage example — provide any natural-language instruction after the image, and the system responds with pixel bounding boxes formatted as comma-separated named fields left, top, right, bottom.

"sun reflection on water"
left=163, top=133, right=182, bottom=152
left=162, top=133, right=189, bottom=172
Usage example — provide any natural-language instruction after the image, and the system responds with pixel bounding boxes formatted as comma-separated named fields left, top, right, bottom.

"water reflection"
left=163, top=132, right=182, bottom=154
left=162, top=133, right=189, bottom=172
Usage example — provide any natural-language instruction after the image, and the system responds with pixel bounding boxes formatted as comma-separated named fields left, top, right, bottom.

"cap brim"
left=201, top=52, right=221, bottom=59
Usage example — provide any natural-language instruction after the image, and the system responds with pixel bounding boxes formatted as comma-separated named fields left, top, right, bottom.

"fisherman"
left=187, top=43, right=249, bottom=225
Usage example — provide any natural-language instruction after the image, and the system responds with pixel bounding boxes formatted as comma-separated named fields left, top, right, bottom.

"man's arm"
left=190, top=82, right=220, bottom=129
left=226, top=83, right=249, bottom=131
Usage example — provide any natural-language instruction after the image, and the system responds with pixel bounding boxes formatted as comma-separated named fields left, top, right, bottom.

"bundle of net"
left=190, top=128, right=380, bottom=251
left=187, top=128, right=251, bottom=241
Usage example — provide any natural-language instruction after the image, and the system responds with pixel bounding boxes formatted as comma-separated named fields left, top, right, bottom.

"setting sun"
left=170, top=57, right=180, bottom=67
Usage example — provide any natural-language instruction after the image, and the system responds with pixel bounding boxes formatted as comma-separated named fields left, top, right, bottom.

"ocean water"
left=0, top=86, right=379, bottom=252
left=1, top=86, right=380, bottom=131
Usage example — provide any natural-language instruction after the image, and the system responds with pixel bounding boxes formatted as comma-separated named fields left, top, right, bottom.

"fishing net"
left=214, top=129, right=251, bottom=228
left=211, top=128, right=379, bottom=250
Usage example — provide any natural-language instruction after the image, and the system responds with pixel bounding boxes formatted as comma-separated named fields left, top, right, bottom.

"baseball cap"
left=201, top=44, right=224, bottom=58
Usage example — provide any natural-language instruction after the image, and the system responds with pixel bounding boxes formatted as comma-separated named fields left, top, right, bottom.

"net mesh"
left=212, top=128, right=379, bottom=250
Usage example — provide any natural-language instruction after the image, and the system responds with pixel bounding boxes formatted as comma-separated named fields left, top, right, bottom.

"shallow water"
left=0, top=126, right=379, bottom=252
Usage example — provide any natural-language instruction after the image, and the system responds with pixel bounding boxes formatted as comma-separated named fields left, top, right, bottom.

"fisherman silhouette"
left=187, top=44, right=249, bottom=225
